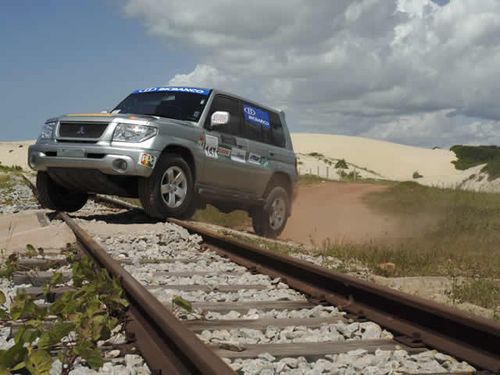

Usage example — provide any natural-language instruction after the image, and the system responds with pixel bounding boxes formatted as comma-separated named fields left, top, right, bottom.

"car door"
left=201, top=95, right=254, bottom=193
left=240, top=102, right=274, bottom=195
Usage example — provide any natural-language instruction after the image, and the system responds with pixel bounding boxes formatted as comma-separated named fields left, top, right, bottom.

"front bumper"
left=28, top=143, right=160, bottom=177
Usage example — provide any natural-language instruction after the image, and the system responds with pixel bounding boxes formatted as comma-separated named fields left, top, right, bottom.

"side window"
left=270, top=112, right=286, bottom=148
left=205, top=95, right=241, bottom=135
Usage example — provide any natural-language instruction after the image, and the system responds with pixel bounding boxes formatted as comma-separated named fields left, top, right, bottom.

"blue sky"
left=0, top=0, right=194, bottom=140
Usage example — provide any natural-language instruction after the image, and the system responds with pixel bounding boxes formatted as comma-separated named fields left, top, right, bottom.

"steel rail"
left=168, top=218, right=500, bottom=373
left=58, top=212, right=235, bottom=375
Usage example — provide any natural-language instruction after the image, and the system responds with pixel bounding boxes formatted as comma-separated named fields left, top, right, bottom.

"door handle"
left=236, top=144, right=244, bottom=149
left=269, top=151, right=275, bottom=157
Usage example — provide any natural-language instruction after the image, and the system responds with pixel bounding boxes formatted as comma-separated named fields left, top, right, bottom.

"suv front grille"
left=58, top=122, right=108, bottom=139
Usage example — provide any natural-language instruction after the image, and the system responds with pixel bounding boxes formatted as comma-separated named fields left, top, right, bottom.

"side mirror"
left=210, top=111, right=230, bottom=128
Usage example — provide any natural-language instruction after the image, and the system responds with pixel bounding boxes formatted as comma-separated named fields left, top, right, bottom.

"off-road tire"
left=36, top=172, right=88, bottom=212
left=138, top=153, right=196, bottom=220
left=252, top=186, right=290, bottom=238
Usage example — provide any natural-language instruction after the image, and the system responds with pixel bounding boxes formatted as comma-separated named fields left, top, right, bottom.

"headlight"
left=113, top=123, right=158, bottom=143
left=39, top=122, right=56, bottom=140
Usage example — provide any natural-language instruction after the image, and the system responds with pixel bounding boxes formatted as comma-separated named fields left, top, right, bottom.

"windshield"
left=112, top=91, right=209, bottom=122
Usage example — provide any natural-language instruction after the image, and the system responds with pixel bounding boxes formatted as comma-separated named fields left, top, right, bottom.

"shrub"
left=451, top=145, right=500, bottom=180
left=413, top=171, right=423, bottom=179
left=335, top=159, right=348, bottom=169
left=307, top=152, right=324, bottom=158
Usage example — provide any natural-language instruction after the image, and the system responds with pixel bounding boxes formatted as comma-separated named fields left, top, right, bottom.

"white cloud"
left=121, top=0, right=500, bottom=147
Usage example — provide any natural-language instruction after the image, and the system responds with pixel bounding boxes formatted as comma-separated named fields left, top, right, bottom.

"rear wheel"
left=36, top=172, right=88, bottom=212
left=139, top=153, right=196, bottom=220
left=252, top=186, right=290, bottom=238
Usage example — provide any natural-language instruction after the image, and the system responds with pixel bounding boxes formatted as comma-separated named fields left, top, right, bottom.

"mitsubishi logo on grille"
left=76, top=126, right=85, bottom=135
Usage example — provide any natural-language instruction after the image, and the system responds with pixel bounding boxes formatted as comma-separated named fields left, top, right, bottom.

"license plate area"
left=58, top=149, right=85, bottom=158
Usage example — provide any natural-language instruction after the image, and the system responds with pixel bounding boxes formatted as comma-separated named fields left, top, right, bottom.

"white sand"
left=0, top=140, right=34, bottom=170
left=292, top=133, right=498, bottom=192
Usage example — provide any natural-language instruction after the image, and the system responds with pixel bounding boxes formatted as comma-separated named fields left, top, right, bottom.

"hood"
left=59, top=113, right=160, bottom=123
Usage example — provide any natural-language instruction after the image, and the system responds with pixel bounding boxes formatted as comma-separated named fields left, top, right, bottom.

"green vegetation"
left=451, top=145, right=500, bottom=180
left=192, top=205, right=250, bottom=229
left=0, top=174, right=12, bottom=189
left=0, top=163, right=23, bottom=173
left=0, top=255, right=128, bottom=374
left=449, top=278, right=499, bottom=311
left=335, top=159, right=348, bottom=169
left=307, top=152, right=324, bottom=158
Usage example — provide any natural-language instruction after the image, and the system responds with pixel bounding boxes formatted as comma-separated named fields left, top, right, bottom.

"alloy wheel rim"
left=269, top=196, right=286, bottom=230
left=160, top=166, right=187, bottom=208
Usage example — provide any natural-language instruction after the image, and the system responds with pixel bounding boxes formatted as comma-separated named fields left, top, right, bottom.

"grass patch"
left=0, top=174, right=12, bottom=189
left=450, top=278, right=500, bottom=311
left=0, top=163, right=23, bottom=173
left=317, top=182, right=500, bottom=310
left=451, top=145, right=500, bottom=180
left=192, top=205, right=250, bottom=229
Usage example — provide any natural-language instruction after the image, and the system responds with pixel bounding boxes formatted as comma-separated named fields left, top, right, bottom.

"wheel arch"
left=160, top=144, right=196, bottom=182
left=264, top=172, right=293, bottom=214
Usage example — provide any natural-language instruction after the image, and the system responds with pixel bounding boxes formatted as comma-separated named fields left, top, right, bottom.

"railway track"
left=0, top=174, right=498, bottom=374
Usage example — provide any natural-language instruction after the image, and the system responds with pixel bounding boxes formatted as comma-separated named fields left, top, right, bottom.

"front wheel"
left=138, top=153, right=196, bottom=220
left=252, top=186, right=290, bottom=238
left=36, top=172, right=88, bottom=212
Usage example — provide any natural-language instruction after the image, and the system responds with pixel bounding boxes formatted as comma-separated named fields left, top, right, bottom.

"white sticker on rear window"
left=204, top=135, right=219, bottom=159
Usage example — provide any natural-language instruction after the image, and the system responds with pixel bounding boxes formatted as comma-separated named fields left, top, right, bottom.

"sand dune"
left=292, top=133, right=498, bottom=192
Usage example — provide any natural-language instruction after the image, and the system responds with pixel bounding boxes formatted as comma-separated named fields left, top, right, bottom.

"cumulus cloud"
left=121, top=0, right=500, bottom=146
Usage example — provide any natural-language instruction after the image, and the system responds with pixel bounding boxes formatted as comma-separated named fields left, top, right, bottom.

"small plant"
left=0, top=253, right=18, bottom=279
left=0, top=257, right=129, bottom=374
left=307, top=152, right=324, bottom=158
left=25, top=244, right=39, bottom=258
left=172, top=295, right=193, bottom=313
left=335, top=159, right=348, bottom=169
left=412, top=171, right=423, bottom=179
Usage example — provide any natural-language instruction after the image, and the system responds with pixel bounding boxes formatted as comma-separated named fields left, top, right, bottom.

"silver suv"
left=28, top=87, right=297, bottom=237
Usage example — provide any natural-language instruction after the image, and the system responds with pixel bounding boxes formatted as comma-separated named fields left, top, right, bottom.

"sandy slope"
left=292, top=133, right=498, bottom=191
left=0, top=140, right=33, bottom=170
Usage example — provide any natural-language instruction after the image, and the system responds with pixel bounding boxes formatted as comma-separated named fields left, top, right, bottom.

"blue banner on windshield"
left=243, top=104, right=270, bottom=128
left=132, top=87, right=210, bottom=96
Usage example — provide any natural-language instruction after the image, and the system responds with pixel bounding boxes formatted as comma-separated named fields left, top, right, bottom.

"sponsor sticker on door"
left=204, top=135, right=219, bottom=159
left=217, top=146, right=231, bottom=157
left=248, top=153, right=261, bottom=165
left=230, top=147, right=247, bottom=163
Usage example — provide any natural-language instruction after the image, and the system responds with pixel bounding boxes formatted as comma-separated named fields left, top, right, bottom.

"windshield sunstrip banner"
left=132, top=87, right=210, bottom=95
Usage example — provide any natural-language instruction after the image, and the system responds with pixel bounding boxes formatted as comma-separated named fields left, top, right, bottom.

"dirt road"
left=280, top=182, right=401, bottom=246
